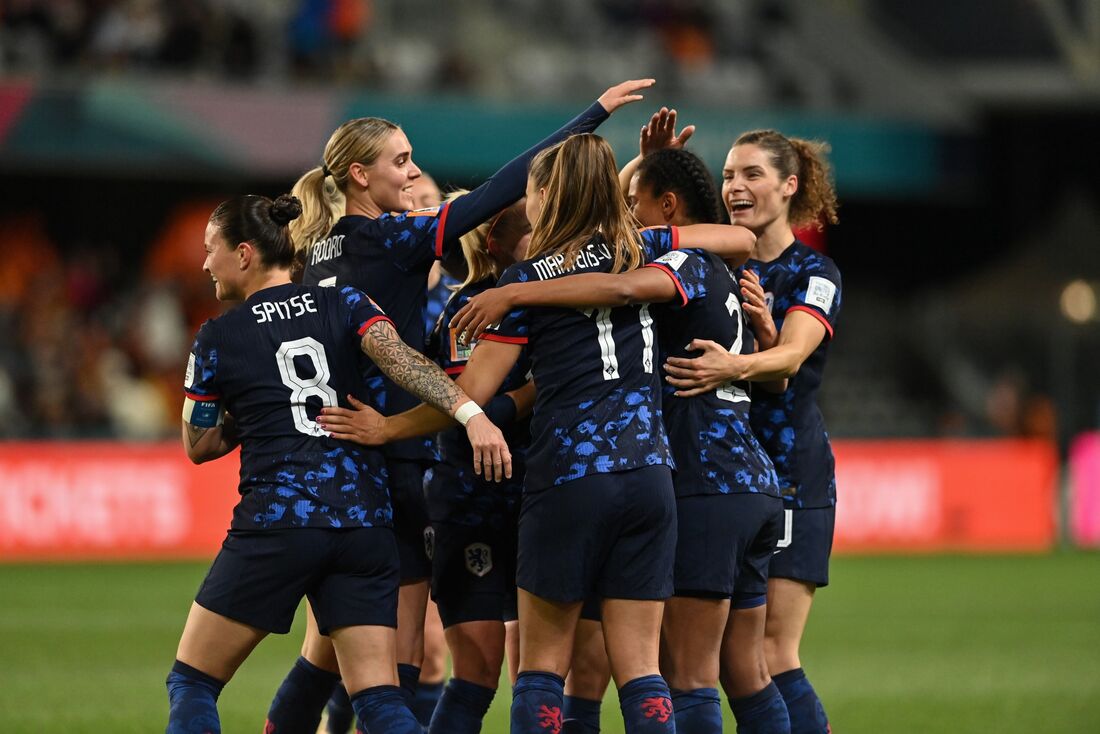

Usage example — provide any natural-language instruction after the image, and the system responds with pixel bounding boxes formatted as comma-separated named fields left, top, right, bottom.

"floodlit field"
left=1, top=553, right=1098, bottom=733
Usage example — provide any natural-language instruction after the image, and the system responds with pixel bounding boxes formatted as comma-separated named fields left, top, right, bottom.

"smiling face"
left=721, top=143, right=797, bottom=234
left=203, top=221, right=243, bottom=301
left=354, top=128, right=422, bottom=213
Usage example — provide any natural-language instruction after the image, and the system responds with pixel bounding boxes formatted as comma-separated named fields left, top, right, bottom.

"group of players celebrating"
left=169, top=79, right=841, bottom=734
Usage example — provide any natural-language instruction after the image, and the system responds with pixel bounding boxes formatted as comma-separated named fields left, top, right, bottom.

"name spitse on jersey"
left=644, top=248, right=780, bottom=499
left=742, top=239, right=842, bottom=508
left=479, top=227, right=679, bottom=491
left=183, top=283, right=396, bottom=530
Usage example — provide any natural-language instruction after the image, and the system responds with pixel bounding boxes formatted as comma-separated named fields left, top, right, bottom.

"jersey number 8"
left=276, top=337, right=339, bottom=436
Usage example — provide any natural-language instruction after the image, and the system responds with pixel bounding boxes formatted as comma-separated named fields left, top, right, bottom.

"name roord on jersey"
left=310, top=234, right=345, bottom=266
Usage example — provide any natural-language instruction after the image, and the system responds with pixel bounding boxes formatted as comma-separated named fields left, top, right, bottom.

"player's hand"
left=664, top=339, right=744, bottom=397
left=465, top=413, right=512, bottom=482
left=449, top=286, right=515, bottom=345
left=640, top=107, right=695, bottom=157
left=597, top=79, right=656, bottom=114
left=318, top=395, right=389, bottom=445
left=739, top=269, right=778, bottom=350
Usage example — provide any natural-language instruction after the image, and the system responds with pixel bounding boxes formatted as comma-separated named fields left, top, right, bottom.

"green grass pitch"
left=1, top=553, right=1098, bottom=732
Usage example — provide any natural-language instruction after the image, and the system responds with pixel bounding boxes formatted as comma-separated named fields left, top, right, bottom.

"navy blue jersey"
left=481, top=228, right=678, bottom=491
left=646, top=249, right=780, bottom=498
left=302, top=210, right=446, bottom=463
left=426, top=277, right=531, bottom=522
left=300, top=101, right=610, bottom=463
left=184, top=283, right=394, bottom=530
left=424, top=271, right=461, bottom=347
left=742, top=240, right=842, bottom=508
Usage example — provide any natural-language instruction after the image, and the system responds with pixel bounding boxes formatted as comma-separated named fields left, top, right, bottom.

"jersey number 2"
left=716, top=293, right=749, bottom=403
left=276, top=337, right=339, bottom=436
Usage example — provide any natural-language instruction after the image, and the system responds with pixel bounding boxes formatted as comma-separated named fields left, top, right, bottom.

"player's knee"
left=301, top=638, right=340, bottom=673
left=762, top=635, right=798, bottom=675
left=720, top=654, right=770, bottom=700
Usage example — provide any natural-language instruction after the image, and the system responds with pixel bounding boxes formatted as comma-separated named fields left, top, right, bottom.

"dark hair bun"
left=269, top=194, right=303, bottom=226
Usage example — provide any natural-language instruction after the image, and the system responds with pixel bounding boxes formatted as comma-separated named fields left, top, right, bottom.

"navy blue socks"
left=772, top=668, right=828, bottom=734
left=562, top=695, right=603, bottom=733
left=325, top=682, right=355, bottom=733
left=350, top=685, right=422, bottom=733
left=427, top=677, right=496, bottom=733
left=397, top=663, right=422, bottom=708
left=265, top=656, right=341, bottom=734
left=166, top=660, right=225, bottom=734
left=618, top=675, right=675, bottom=733
left=414, top=679, right=446, bottom=727
left=729, top=681, right=791, bottom=734
left=511, top=671, right=565, bottom=733
left=671, top=687, right=723, bottom=733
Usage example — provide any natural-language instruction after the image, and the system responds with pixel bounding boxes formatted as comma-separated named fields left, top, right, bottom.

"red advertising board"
left=832, top=439, right=1058, bottom=553
left=0, top=439, right=1060, bottom=561
left=0, top=443, right=239, bottom=561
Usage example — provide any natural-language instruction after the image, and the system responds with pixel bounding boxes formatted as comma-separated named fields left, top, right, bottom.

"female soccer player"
left=450, top=118, right=791, bottom=734
left=168, top=194, right=509, bottom=734
left=419, top=197, right=533, bottom=732
left=264, top=79, right=655, bottom=732
left=323, top=199, right=533, bottom=734
left=322, top=133, right=755, bottom=734
left=664, top=130, right=841, bottom=734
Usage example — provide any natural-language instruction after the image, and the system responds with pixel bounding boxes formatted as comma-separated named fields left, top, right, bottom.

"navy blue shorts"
left=517, top=465, right=676, bottom=603
left=429, top=519, right=518, bottom=628
left=579, top=594, right=602, bottom=622
left=673, top=493, right=784, bottom=607
left=195, top=527, right=400, bottom=634
left=768, top=505, right=835, bottom=588
left=389, top=459, right=432, bottom=582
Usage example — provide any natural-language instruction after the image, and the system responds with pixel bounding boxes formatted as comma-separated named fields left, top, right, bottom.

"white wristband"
left=454, top=401, right=484, bottom=426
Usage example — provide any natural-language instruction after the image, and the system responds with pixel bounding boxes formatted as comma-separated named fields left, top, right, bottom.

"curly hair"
left=733, top=129, right=839, bottom=230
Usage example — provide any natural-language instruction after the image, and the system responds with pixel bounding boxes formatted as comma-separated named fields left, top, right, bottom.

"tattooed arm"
left=181, top=413, right=239, bottom=464
left=361, top=319, right=470, bottom=417
left=357, top=319, right=514, bottom=480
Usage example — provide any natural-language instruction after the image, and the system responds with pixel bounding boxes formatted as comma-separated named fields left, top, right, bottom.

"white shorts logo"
left=774, top=509, right=793, bottom=553
left=464, top=542, right=493, bottom=577
left=804, top=276, right=836, bottom=312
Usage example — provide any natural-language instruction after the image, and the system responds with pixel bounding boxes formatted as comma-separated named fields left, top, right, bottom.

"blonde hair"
left=526, top=134, right=643, bottom=274
left=446, top=190, right=529, bottom=289
left=291, top=117, right=400, bottom=253
left=732, top=129, right=839, bottom=230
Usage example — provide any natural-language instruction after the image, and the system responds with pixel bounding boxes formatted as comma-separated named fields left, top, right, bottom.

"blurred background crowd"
left=0, top=0, right=1097, bottom=446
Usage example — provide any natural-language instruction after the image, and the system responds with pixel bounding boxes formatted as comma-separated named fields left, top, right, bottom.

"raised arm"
left=440, top=80, right=655, bottom=249
left=450, top=268, right=680, bottom=343
left=620, top=107, right=696, bottom=196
